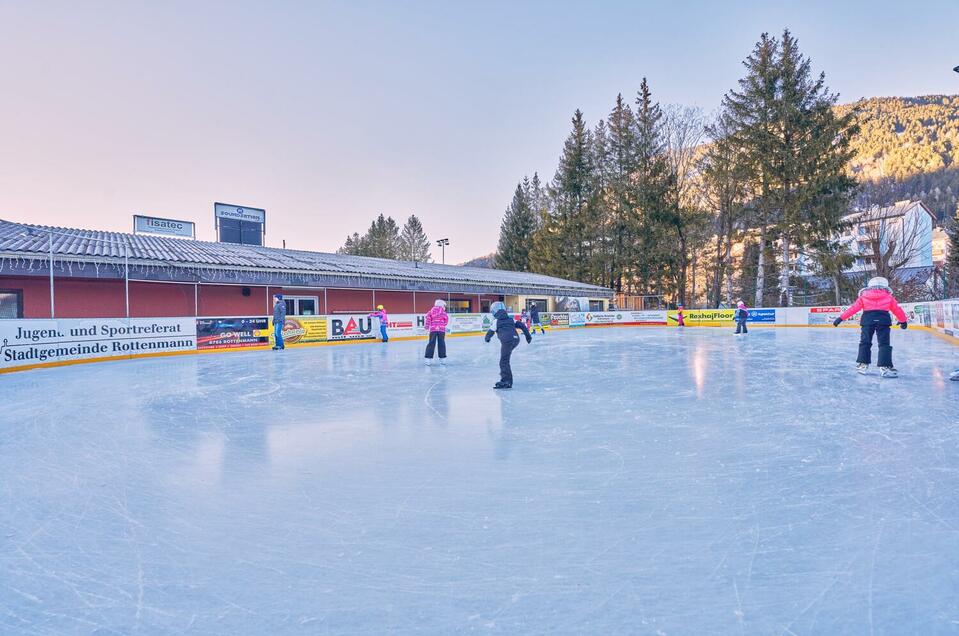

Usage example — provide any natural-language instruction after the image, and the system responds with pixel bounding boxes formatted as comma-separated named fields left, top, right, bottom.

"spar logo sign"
left=328, top=315, right=376, bottom=340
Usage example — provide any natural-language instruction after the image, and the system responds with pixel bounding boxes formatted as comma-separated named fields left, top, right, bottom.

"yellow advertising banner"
left=268, top=317, right=328, bottom=345
left=667, top=309, right=735, bottom=327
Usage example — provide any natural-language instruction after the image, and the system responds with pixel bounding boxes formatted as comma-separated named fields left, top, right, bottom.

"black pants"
left=425, top=332, right=446, bottom=359
left=735, top=320, right=748, bottom=334
left=499, top=338, right=518, bottom=384
left=858, top=311, right=893, bottom=367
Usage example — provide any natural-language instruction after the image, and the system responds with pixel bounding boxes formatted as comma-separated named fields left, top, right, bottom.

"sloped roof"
left=0, top=219, right=610, bottom=297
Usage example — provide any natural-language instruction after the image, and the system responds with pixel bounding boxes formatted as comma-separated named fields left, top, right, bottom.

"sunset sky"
left=1, top=0, right=957, bottom=262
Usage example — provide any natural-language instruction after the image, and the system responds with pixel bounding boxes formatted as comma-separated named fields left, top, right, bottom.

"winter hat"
left=737, top=300, right=745, bottom=307
left=867, top=276, right=891, bottom=291
left=275, top=294, right=284, bottom=300
left=434, top=299, right=446, bottom=307
left=376, top=304, right=384, bottom=310
left=490, top=301, right=507, bottom=315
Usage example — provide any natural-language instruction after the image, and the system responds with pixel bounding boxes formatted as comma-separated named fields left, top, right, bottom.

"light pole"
left=436, top=238, right=450, bottom=264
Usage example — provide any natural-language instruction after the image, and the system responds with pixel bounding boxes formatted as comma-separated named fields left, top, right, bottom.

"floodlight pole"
left=436, top=238, right=450, bottom=264
left=48, top=231, right=55, bottom=318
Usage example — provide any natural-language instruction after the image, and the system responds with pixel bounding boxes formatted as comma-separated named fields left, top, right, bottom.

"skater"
left=521, top=308, right=531, bottom=328
left=676, top=305, right=685, bottom=327
left=424, top=299, right=449, bottom=366
left=484, top=301, right=532, bottom=389
left=368, top=304, right=389, bottom=342
left=272, top=294, right=286, bottom=350
left=529, top=302, right=546, bottom=335
left=832, top=276, right=908, bottom=377
left=734, top=300, right=749, bottom=334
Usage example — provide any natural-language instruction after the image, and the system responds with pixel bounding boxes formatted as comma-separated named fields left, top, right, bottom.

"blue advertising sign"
left=747, top=308, right=777, bottom=323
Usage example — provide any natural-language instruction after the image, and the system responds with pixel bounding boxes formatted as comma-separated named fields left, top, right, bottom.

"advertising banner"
left=907, top=304, right=931, bottom=327
left=198, top=317, right=269, bottom=350
left=585, top=312, right=617, bottom=325
left=270, top=316, right=327, bottom=345
left=747, top=308, right=777, bottom=323
left=328, top=314, right=377, bottom=341
left=619, top=311, right=667, bottom=325
left=543, top=312, right=569, bottom=327
left=668, top=309, right=734, bottom=326
left=449, top=314, right=486, bottom=334
left=555, top=297, right=590, bottom=312
left=1, top=318, right=196, bottom=371
left=807, top=306, right=859, bottom=326
left=568, top=312, right=587, bottom=327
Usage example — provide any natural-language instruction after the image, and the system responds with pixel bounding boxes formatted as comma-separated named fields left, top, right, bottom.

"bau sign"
left=133, top=215, right=195, bottom=238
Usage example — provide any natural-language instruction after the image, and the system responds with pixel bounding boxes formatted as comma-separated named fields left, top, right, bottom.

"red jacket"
left=839, top=288, right=908, bottom=323
left=424, top=306, right=449, bottom=333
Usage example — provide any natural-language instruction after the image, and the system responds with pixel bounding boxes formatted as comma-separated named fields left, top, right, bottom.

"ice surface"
left=1, top=327, right=958, bottom=634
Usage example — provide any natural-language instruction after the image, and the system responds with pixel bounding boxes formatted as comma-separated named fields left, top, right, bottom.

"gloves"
left=484, top=333, right=492, bottom=343
left=899, top=321, right=908, bottom=330
left=525, top=335, right=532, bottom=344
left=833, top=318, right=843, bottom=327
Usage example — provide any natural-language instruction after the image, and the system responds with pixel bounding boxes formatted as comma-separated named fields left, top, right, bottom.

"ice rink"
left=2, top=326, right=958, bottom=634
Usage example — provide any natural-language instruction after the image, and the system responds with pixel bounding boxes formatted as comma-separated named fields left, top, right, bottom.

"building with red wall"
left=0, top=219, right=611, bottom=320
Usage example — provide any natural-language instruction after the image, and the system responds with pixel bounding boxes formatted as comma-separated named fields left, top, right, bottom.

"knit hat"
left=434, top=299, right=446, bottom=307
left=490, top=301, right=507, bottom=315
left=867, top=276, right=891, bottom=291
left=737, top=300, right=745, bottom=307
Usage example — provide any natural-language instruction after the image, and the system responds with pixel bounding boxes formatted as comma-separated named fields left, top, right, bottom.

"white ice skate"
left=879, top=366, right=898, bottom=378
left=951, top=369, right=959, bottom=381
left=425, top=359, right=432, bottom=367
left=856, top=363, right=869, bottom=375
left=440, top=359, right=446, bottom=366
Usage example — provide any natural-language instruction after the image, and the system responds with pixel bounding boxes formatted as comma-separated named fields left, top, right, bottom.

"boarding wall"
left=2, top=301, right=957, bottom=373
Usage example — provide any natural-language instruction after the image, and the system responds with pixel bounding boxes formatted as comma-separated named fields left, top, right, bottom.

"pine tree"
left=531, top=109, right=597, bottom=282
left=338, top=232, right=366, bottom=255
left=948, top=207, right=959, bottom=297
left=633, top=78, right=674, bottom=296
left=399, top=215, right=431, bottom=262
left=363, top=214, right=401, bottom=258
left=604, top=94, right=638, bottom=291
left=496, top=180, right=537, bottom=271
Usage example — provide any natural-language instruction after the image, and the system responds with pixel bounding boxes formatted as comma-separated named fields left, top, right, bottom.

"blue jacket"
left=485, top=309, right=532, bottom=344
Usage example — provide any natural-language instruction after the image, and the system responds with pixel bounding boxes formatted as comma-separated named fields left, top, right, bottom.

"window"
left=480, top=300, right=492, bottom=313
left=282, top=296, right=319, bottom=316
left=525, top=298, right=547, bottom=311
left=0, top=290, right=23, bottom=319
left=447, top=299, right=472, bottom=314
left=589, top=300, right=604, bottom=311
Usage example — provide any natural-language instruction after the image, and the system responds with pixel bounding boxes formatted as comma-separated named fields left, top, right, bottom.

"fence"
left=2, top=300, right=957, bottom=374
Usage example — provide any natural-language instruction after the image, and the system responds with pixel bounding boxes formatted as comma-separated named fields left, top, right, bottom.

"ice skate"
left=439, top=359, right=446, bottom=366
left=493, top=381, right=511, bottom=389
left=879, top=366, right=898, bottom=378
left=950, top=369, right=959, bottom=381
left=856, top=363, right=869, bottom=374
left=425, top=358, right=432, bottom=366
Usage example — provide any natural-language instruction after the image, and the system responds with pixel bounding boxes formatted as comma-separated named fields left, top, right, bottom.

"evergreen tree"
left=399, top=215, right=431, bottom=262
left=633, top=78, right=674, bottom=295
left=604, top=94, right=638, bottom=291
left=338, top=232, right=366, bottom=255
left=496, top=180, right=538, bottom=271
left=948, top=207, right=959, bottom=297
left=531, top=109, right=597, bottom=282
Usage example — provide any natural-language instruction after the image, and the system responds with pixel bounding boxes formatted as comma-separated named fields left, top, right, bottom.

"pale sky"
left=1, top=0, right=957, bottom=262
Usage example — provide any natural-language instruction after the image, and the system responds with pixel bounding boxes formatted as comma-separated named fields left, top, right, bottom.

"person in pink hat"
left=424, top=299, right=449, bottom=366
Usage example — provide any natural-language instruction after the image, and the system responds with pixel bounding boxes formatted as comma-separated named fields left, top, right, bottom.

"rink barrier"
left=2, top=301, right=957, bottom=374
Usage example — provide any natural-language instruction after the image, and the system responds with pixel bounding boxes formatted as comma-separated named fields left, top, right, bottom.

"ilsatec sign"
left=133, top=215, right=195, bottom=238
left=213, top=203, right=266, bottom=224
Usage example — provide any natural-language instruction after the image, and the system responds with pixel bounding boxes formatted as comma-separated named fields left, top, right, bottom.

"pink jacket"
left=368, top=309, right=388, bottom=324
left=839, top=288, right=908, bottom=322
left=424, top=306, right=448, bottom=333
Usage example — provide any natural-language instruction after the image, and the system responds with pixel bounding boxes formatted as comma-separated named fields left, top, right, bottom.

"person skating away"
left=521, top=308, right=531, bottom=329
left=529, top=303, right=546, bottom=335
left=484, top=301, right=532, bottom=389
left=368, top=305, right=389, bottom=343
left=832, top=276, right=908, bottom=377
left=424, top=299, right=449, bottom=366
left=272, top=294, right=286, bottom=350
left=676, top=305, right=685, bottom=327
left=734, top=300, right=749, bottom=335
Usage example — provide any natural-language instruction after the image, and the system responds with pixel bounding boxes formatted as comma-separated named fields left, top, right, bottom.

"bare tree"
left=852, top=201, right=934, bottom=291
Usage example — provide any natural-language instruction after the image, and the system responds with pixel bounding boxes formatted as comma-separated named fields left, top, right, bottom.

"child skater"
left=368, top=304, right=389, bottom=343
left=734, top=300, right=749, bottom=335
left=529, top=302, right=546, bottom=335
left=424, top=299, right=449, bottom=366
left=832, top=276, right=908, bottom=377
left=484, top=301, right=532, bottom=389
left=676, top=305, right=686, bottom=327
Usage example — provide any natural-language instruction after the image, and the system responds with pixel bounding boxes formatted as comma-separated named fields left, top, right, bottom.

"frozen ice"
left=1, top=327, right=958, bottom=634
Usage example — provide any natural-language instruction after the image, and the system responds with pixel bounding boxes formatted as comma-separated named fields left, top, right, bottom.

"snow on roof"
left=0, top=219, right=611, bottom=297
